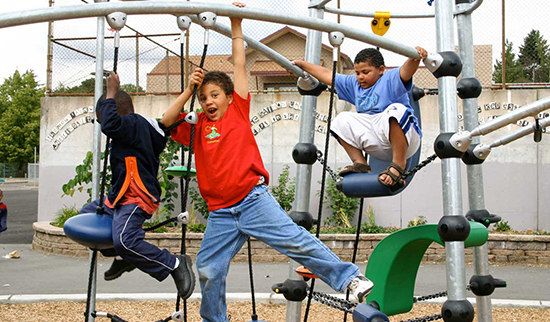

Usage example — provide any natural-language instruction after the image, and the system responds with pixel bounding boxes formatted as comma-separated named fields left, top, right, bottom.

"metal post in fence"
left=136, top=31, right=139, bottom=91
left=46, top=0, right=54, bottom=95
left=501, top=0, right=506, bottom=89
left=165, top=49, right=169, bottom=92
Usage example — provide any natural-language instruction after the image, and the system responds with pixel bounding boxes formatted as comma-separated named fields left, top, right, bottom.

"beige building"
left=146, top=26, right=355, bottom=93
left=147, top=26, right=493, bottom=93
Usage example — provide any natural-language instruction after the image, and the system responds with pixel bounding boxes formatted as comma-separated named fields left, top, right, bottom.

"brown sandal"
left=339, top=162, right=371, bottom=177
left=378, top=162, right=406, bottom=188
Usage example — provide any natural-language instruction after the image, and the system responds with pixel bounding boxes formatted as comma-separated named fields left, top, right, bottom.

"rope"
left=175, top=42, right=208, bottom=316
left=247, top=238, right=259, bottom=321
left=84, top=250, right=98, bottom=322
left=303, top=59, right=338, bottom=322
left=343, top=198, right=364, bottom=322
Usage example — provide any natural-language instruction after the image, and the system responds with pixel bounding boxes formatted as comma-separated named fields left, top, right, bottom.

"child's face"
left=199, top=83, right=233, bottom=121
left=354, top=62, right=385, bottom=89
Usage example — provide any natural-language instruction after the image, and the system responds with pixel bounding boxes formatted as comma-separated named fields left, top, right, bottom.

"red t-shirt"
left=171, top=91, right=269, bottom=211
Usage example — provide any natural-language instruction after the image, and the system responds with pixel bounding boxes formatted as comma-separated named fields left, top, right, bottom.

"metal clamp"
left=185, top=111, right=199, bottom=125
left=177, top=212, right=190, bottom=225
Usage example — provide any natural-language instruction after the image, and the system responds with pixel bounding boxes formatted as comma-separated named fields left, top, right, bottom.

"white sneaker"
left=347, top=274, right=374, bottom=303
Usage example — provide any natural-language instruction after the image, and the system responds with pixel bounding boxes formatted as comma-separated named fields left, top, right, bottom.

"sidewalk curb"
left=1, top=293, right=548, bottom=309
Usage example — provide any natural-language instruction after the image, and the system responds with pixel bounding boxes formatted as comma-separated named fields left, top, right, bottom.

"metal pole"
left=165, top=50, right=169, bottom=92
left=435, top=0, right=467, bottom=302
left=456, top=2, right=492, bottom=321
left=89, top=1, right=107, bottom=320
left=501, top=0, right=506, bottom=89
left=136, top=31, right=139, bottom=91
left=285, top=3, right=324, bottom=321
left=46, top=0, right=54, bottom=95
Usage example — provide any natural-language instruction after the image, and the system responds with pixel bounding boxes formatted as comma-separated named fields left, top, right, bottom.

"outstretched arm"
left=292, top=60, right=334, bottom=86
left=161, top=68, right=204, bottom=127
left=400, top=46, right=427, bottom=83
left=231, top=2, right=248, bottom=99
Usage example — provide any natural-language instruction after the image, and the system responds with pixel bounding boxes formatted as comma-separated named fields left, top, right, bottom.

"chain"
left=413, top=291, right=447, bottom=303
left=402, top=153, right=437, bottom=180
left=316, top=151, right=341, bottom=182
left=308, top=288, right=357, bottom=314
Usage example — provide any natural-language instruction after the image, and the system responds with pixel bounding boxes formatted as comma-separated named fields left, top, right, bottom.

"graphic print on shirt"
left=356, top=92, right=379, bottom=113
left=205, top=124, right=221, bottom=144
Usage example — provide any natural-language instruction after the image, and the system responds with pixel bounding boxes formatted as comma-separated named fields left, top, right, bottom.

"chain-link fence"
left=46, top=0, right=550, bottom=95
left=0, top=163, right=22, bottom=179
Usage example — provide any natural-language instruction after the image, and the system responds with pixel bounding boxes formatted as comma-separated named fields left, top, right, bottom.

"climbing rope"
left=303, top=59, right=339, bottom=322
left=247, top=237, right=259, bottom=321
left=175, top=41, right=208, bottom=317
left=343, top=198, right=364, bottom=322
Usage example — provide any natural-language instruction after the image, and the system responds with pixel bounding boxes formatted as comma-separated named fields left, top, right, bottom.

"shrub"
left=407, top=215, right=428, bottom=227
left=493, top=220, right=512, bottom=232
left=270, top=165, right=295, bottom=212
left=360, top=203, right=397, bottom=234
left=320, top=174, right=360, bottom=228
left=190, top=183, right=209, bottom=220
left=51, top=205, right=79, bottom=227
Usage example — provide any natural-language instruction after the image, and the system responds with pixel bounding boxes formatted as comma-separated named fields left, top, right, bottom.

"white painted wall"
left=39, top=89, right=550, bottom=231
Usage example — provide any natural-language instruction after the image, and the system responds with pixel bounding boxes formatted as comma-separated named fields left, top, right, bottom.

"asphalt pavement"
left=0, top=183, right=549, bottom=309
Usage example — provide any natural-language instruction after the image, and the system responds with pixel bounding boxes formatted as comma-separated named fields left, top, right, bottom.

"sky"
left=0, top=0, right=548, bottom=87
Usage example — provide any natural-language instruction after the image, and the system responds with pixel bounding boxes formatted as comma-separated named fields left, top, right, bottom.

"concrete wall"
left=39, top=89, right=550, bottom=231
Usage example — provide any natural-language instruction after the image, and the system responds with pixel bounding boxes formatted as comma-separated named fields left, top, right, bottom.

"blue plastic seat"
left=63, top=213, right=114, bottom=250
left=337, top=90, right=422, bottom=198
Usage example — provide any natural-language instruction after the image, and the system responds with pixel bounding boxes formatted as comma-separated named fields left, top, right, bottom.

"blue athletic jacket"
left=97, top=98, right=168, bottom=208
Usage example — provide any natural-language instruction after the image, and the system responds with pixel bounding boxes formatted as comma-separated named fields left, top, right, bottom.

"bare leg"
left=379, top=118, right=408, bottom=185
left=338, top=137, right=368, bottom=165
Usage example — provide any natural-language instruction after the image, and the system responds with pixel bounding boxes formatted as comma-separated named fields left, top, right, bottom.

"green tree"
left=493, top=39, right=527, bottom=84
left=0, top=70, right=43, bottom=175
left=120, top=84, right=145, bottom=93
left=54, top=78, right=97, bottom=94
left=55, top=78, right=143, bottom=94
left=518, top=30, right=550, bottom=83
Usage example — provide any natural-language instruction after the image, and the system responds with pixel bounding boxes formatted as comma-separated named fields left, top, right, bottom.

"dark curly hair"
left=202, top=71, right=234, bottom=95
left=96, top=90, right=134, bottom=122
left=354, top=48, right=385, bottom=68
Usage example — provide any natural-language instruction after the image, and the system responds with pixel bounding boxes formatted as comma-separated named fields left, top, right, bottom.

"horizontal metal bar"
left=323, top=0, right=482, bottom=19
left=0, top=1, right=421, bottom=59
left=490, top=116, right=550, bottom=148
left=470, top=96, right=550, bottom=137
left=324, top=7, right=435, bottom=19
left=53, top=33, right=180, bottom=41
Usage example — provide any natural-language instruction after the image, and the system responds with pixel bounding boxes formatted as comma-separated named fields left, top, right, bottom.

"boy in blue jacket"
left=80, top=71, right=195, bottom=300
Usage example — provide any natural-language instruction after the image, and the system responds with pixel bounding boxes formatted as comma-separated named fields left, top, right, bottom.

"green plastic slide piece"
left=165, top=166, right=197, bottom=178
left=365, top=222, right=488, bottom=316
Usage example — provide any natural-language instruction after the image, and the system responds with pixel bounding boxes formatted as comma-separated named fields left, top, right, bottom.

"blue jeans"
left=196, top=184, right=360, bottom=322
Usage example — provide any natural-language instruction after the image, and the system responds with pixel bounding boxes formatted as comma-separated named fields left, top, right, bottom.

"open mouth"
left=207, top=107, right=218, bottom=117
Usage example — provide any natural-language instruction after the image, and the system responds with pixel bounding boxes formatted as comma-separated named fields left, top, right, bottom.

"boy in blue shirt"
left=293, top=46, right=427, bottom=187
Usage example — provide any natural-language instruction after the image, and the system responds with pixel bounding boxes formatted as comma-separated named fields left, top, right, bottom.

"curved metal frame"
left=0, top=1, right=421, bottom=59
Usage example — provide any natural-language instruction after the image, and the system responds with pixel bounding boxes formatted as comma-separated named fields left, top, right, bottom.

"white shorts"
left=330, top=103, right=421, bottom=162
